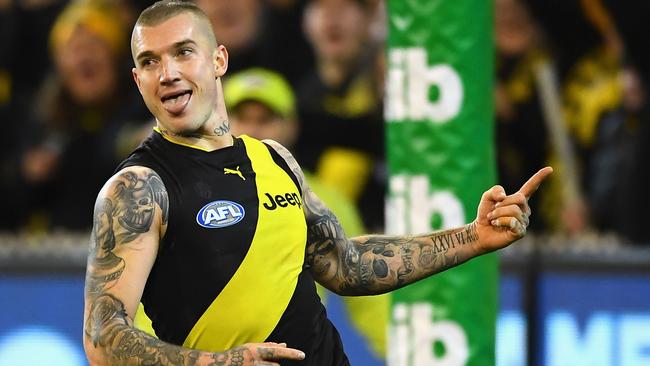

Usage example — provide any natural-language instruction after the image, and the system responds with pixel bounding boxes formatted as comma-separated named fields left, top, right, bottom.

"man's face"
left=304, top=0, right=369, bottom=64
left=131, top=13, right=227, bottom=135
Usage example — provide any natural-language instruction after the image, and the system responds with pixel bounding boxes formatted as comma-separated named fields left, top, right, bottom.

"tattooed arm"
left=266, top=140, right=552, bottom=296
left=84, top=166, right=305, bottom=366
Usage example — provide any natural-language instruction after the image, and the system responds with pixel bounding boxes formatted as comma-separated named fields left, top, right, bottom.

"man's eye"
left=178, top=48, right=193, bottom=56
left=141, top=59, right=155, bottom=67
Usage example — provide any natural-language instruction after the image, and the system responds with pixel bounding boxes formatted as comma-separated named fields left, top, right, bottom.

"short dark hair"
left=133, top=0, right=216, bottom=44
left=137, top=1, right=205, bottom=26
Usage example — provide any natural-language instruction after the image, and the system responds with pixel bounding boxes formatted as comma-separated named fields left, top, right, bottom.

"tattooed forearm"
left=307, top=208, right=481, bottom=295
left=262, top=141, right=481, bottom=295
left=86, top=293, right=232, bottom=365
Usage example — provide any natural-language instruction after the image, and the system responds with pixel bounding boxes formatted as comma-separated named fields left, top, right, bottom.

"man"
left=83, top=1, right=552, bottom=365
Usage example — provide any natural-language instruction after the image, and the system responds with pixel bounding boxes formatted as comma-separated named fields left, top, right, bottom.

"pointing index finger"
left=518, top=166, right=553, bottom=198
left=257, top=346, right=306, bottom=361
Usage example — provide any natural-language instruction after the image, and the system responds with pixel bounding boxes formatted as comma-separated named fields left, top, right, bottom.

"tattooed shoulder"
left=103, top=167, right=169, bottom=235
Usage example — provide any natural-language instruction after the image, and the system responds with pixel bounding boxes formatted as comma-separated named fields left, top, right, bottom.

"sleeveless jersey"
left=117, top=131, right=349, bottom=365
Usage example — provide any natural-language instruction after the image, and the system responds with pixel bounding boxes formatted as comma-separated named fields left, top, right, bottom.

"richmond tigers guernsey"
left=116, top=130, right=349, bottom=365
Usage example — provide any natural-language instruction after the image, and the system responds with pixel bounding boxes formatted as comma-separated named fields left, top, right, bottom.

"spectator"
left=194, top=0, right=313, bottom=84
left=0, top=0, right=69, bottom=231
left=194, top=0, right=263, bottom=74
left=226, top=69, right=299, bottom=146
left=562, top=48, right=646, bottom=239
left=20, top=0, right=150, bottom=231
left=495, top=0, right=586, bottom=232
left=0, top=0, right=26, bottom=231
left=554, top=0, right=647, bottom=239
left=495, top=0, right=595, bottom=237
left=9, top=0, right=67, bottom=108
left=297, top=0, right=386, bottom=231
left=494, top=0, right=555, bottom=233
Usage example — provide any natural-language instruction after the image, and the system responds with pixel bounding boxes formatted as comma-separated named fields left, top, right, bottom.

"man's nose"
left=159, top=58, right=180, bottom=85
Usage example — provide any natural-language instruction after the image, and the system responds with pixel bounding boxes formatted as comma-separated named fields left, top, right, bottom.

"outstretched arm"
left=84, top=166, right=304, bottom=366
left=266, top=140, right=552, bottom=295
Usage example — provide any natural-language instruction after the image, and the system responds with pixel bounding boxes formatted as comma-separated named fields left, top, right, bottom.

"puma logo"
left=224, top=166, right=245, bottom=181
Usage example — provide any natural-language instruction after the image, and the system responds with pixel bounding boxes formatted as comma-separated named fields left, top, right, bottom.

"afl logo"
left=196, top=200, right=245, bottom=228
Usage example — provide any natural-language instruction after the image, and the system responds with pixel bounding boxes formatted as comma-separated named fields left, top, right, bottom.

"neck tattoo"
left=214, top=120, right=230, bottom=136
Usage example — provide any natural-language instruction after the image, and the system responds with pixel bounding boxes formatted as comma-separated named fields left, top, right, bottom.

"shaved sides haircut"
left=132, top=0, right=217, bottom=49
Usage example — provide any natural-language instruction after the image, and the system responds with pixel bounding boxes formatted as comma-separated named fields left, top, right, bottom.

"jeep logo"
left=262, top=192, right=302, bottom=210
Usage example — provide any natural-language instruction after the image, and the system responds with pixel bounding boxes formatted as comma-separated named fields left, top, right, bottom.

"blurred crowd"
left=494, top=0, right=650, bottom=243
left=0, top=0, right=648, bottom=245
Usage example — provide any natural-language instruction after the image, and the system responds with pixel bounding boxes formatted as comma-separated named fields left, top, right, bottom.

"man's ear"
left=213, top=45, right=229, bottom=79
left=132, top=67, right=143, bottom=94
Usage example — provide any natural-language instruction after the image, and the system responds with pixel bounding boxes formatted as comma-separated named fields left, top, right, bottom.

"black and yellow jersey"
left=116, top=130, right=349, bottom=365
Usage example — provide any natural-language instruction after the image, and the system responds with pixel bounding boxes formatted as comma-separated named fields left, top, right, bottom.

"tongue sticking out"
left=163, top=92, right=191, bottom=115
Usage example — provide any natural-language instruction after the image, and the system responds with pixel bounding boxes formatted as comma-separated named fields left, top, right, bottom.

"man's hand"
left=474, top=167, right=553, bottom=253
left=216, top=342, right=305, bottom=366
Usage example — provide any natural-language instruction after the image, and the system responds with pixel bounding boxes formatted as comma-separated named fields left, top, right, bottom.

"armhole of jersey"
left=264, top=143, right=302, bottom=197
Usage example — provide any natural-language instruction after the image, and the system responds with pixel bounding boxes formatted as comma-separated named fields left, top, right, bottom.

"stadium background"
left=1, top=0, right=650, bottom=365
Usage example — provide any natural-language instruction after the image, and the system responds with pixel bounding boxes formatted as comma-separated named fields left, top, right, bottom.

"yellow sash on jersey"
left=183, top=136, right=306, bottom=351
